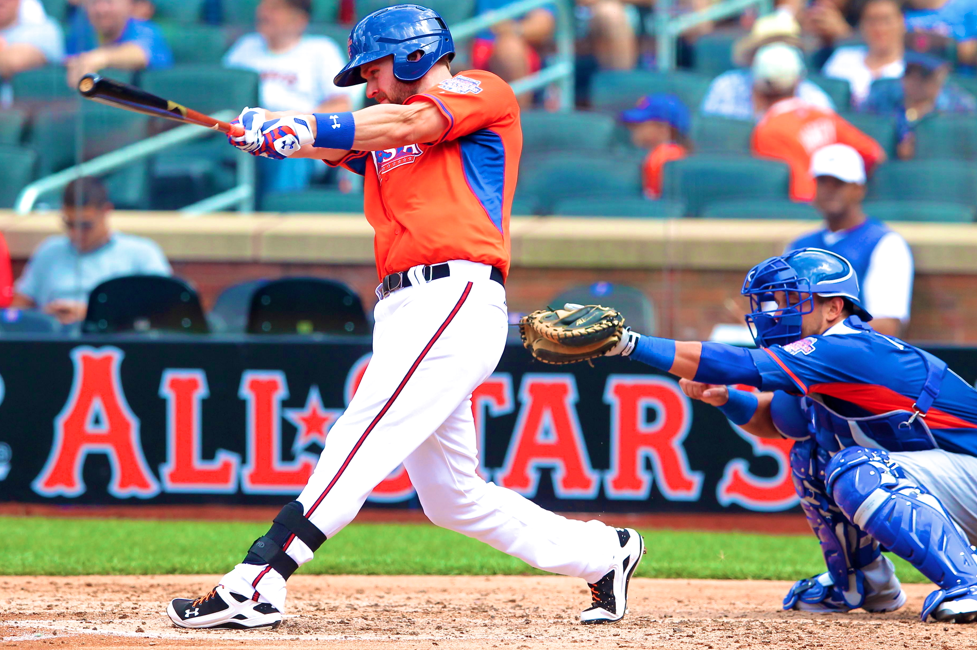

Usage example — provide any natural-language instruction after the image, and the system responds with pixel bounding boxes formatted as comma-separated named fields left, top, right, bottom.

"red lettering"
left=604, top=376, right=703, bottom=501
left=496, top=374, right=598, bottom=498
left=159, top=370, right=239, bottom=493
left=33, top=346, right=159, bottom=498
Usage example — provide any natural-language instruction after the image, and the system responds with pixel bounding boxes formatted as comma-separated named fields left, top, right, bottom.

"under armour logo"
left=330, top=115, right=341, bottom=129
left=186, top=608, right=200, bottom=618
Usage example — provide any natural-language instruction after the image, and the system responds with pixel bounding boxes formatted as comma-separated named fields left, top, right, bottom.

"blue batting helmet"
left=741, top=248, right=872, bottom=348
left=334, top=4, right=455, bottom=88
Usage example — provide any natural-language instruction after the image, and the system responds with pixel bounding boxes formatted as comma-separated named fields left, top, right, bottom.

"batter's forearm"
left=303, top=102, right=448, bottom=155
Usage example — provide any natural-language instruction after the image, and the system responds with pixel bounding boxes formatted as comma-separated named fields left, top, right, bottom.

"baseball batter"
left=601, top=248, right=977, bottom=623
left=167, top=4, right=644, bottom=630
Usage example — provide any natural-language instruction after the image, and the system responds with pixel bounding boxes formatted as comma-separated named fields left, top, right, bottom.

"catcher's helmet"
left=334, top=4, right=455, bottom=87
left=741, top=248, right=872, bottom=348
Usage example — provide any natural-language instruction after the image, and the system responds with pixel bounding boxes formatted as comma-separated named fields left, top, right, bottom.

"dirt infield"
left=0, top=575, right=965, bottom=650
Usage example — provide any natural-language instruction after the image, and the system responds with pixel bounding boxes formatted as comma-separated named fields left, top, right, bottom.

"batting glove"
left=256, top=115, right=315, bottom=160
left=606, top=327, right=639, bottom=357
left=228, top=107, right=265, bottom=155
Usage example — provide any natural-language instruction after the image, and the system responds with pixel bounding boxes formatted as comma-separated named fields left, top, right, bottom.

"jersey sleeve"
left=748, top=336, right=871, bottom=394
left=405, top=70, right=518, bottom=144
left=323, top=150, right=371, bottom=176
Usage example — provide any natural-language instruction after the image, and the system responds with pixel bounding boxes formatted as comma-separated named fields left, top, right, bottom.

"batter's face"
left=360, top=57, right=424, bottom=105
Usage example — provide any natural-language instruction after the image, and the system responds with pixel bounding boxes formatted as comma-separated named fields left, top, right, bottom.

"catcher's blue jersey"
left=747, top=317, right=977, bottom=457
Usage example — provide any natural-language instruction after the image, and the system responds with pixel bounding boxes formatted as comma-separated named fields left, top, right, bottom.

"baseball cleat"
left=580, top=528, right=645, bottom=624
left=924, top=585, right=977, bottom=623
left=167, top=584, right=281, bottom=629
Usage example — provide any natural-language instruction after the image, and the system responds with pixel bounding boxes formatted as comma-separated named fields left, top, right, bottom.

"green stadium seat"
left=808, top=74, right=852, bottom=111
left=40, top=0, right=68, bottom=22
left=356, top=0, right=475, bottom=25
left=690, top=30, right=742, bottom=76
left=263, top=189, right=365, bottom=213
left=222, top=0, right=260, bottom=24
left=690, top=115, right=753, bottom=155
left=521, top=110, right=615, bottom=154
left=308, top=23, right=353, bottom=51
left=661, top=155, right=792, bottom=216
left=161, top=24, right=229, bottom=65
left=701, top=199, right=820, bottom=220
left=867, top=77, right=900, bottom=104
left=913, top=115, right=977, bottom=161
left=0, top=110, right=26, bottom=145
left=867, top=160, right=977, bottom=205
left=152, top=0, right=203, bottom=23
left=864, top=200, right=975, bottom=223
left=12, top=67, right=134, bottom=103
left=312, top=0, right=341, bottom=22
left=590, top=70, right=711, bottom=115
left=838, top=112, right=897, bottom=158
left=140, top=66, right=259, bottom=116
left=0, top=147, right=37, bottom=209
left=511, top=197, right=538, bottom=216
left=551, top=197, right=687, bottom=218
left=518, top=153, right=643, bottom=211
left=950, top=74, right=977, bottom=99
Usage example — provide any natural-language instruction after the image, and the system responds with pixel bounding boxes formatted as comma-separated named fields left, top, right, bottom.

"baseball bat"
left=77, top=74, right=245, bottom=138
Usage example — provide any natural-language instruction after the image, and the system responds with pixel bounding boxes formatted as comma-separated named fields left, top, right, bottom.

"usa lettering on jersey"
left=373, top=144, right=425, bottom=174
left=783, top=337, right=817, bottom=356
left=437, top=75, right=483, bottom=95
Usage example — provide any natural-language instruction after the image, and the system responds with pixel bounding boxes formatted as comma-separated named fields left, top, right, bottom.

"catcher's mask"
left=741, top=248, right=872, bottom=348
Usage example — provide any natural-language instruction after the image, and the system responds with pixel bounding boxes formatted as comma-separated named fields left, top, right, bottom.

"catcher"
left=522, top=247, right=977, bottom=623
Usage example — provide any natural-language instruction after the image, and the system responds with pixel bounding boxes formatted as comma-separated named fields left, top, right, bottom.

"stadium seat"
left=209, top=279, right=269, bottom=334
left=222, top=0, right=260, bottom=24
left=308, top=22, right=354, bottom=49
left=590, top=70, right=712, bottom=115
left=264, top=189, right=365, bottom=213
left=950, top=74, right=977, bottom=99
left=867, top=160, right=977, bottom=206
left=690, top=30, right=742, bottom=76
left=913, top=115, right=977, bottom=160
left=518, top=153, right=643, bottom=212
left=246, top=278, right=370, bottom=336
left=838, top=112, right=897, bottom=158
left=550, top=283, right=656, bottom=335
left=311, top=0, right=341, bottom=22
left=701, top=199, right=820, bottom=220
left=31, top=104, right=149, bottom=176
left=864, top=200, right=975, bottom=223
left=808, top=74, right=852, bottom=111
left=161, top=24, right=229, bottom=65
left=83, top=276, right=210, bottom=335
left=867, top=77, right=900, bottom=103
left=521, top=110, right=615, bottom=154
left=661, top=155, right=792, bottom=216
left=152, top=0, right=203, bottom=23
left=551, top=197, right=687, bottom=218
left=690, top=115, right=754, bottom=155
left=12, top=67, right=134, bottom=103
left=0, top=309, right=60, bottom=335
left=140, top=66, right=259, bottom=117
left=355, top=0, right=476, bottom=24
left=40, top=0, right=68, bottom=22
left=0, top=147, right=36, bottom=208
left=511, top=197, right=538, bottom=216
left=0, top=110, right=26, bottom=145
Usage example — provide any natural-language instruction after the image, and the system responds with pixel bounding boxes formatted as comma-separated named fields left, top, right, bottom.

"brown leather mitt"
left=519, top=304, right=624, bottom=365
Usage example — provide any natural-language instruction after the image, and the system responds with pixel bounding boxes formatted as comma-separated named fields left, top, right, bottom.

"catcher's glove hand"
left=519, top=304, right=624, bottom=365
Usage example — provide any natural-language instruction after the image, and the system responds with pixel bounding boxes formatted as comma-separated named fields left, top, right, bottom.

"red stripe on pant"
left=251, top=281, right=475, bottom=595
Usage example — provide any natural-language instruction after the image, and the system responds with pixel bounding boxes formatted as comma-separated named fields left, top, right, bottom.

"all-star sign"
left=0, top=340, right=801, bottom=513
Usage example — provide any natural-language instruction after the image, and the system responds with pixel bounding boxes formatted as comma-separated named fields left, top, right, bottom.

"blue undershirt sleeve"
left=693, top=342, right=763, bottom=386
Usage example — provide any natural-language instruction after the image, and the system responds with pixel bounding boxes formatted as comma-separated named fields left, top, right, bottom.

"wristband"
left=314, top=112, right=356, bottom=150
left=629, top=335, right=676, bottom=371
left=717, top=388, right=758, bottom=425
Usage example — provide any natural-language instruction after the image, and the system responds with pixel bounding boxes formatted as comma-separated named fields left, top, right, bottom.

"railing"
left=655, top=0, right=774, bottom=71
left=15, top=110, right=255, bottom=216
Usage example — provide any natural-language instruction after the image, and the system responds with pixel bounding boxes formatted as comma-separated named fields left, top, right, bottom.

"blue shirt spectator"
left=905, top=0, right=977, bottom=41
left=701, top=69, right=836, bottom=120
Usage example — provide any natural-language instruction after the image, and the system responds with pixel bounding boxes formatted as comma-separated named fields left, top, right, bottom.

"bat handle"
left=228, top=124, right=246, bottom=138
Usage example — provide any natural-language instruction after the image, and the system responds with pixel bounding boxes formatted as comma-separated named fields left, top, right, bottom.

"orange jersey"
left=642, top=142, right=687, bottom=199
left=329, top=70, right=521, bottom=280
left=751, top=98, right=884, bottom=202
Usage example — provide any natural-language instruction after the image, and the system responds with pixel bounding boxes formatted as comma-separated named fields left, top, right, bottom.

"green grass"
left=0, top=516, right=926, bottom=582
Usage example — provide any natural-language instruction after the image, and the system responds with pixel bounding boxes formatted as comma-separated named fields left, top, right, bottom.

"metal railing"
left=655, top=0, right=774, bottom=71
left=15, top=110, right=255, bottom=216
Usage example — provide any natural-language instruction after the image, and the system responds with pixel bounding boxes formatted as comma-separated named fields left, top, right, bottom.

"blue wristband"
left=629, top=335, right=676, bottom=371
left=717, top=388, right=758, bottom=425
left=314, top=112, right=356, bottom=150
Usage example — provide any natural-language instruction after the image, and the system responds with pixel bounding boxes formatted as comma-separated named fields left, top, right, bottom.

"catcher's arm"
left=678, top=380, right=783, bottom=439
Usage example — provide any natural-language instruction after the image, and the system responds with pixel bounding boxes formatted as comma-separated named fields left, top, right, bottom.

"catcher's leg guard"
left=783, top=440, right=904, bottom=613
left=243, top=501, right=327, bottom=581
left=827, top=446, right=977, bottom=622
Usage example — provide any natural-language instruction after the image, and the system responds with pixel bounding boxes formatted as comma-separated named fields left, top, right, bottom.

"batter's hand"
left=679, top=378, right=729, bottom=407
left=229, top=107, right=314, bottom=160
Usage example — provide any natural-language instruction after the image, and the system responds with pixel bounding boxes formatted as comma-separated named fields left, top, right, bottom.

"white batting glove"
left=606, top=327, right=639, bottom=357
left=228, top=106, right=266, bottom=155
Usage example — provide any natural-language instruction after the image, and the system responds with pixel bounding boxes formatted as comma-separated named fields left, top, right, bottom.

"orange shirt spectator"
left=752, top=98, right=884, bottom=201
left=621, top=93, right=692, bottom=199
left=0, top=232, right=12, bottom=308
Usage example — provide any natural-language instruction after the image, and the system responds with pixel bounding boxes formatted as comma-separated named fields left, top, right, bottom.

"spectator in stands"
left=904, top=0, right=977, bottom=67
left=0, top=0, right=64, bottom=92
left=750, top=43, right=885, bottom=202
left=798, top=0, right=860, bottom=69
left=862, top=51, right=977, bottom=159
left=10, top=177, right=171, bottom=325
left=701, top=11, right=835, bottom=120
left=620, top=93, right=691, bottom=199
left=224, top=0, right=358, bottom=194
left=0, top=230, right=12, bottom=308
left=65, top=0, right=173, bottom=89
left=472, top=0, right=555, bottom=105
left=822, top=0, right=906, bottom=108
left=575, top=0, right=641, bottom=71
left=787, top=144, right=914, bottom=336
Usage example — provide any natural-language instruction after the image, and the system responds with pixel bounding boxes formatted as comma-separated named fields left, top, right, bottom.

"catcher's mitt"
left=519, top=304, right=624, bottom=365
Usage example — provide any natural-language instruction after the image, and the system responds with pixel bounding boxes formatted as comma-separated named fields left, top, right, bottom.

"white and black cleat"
left=167, top=584, right=282, bottom=629
left=580, top=528, right=645, bottom=624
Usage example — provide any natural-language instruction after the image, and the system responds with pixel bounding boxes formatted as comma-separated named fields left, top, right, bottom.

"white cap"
left=810, top=144, right=867, bottom=185
left=752, top=43, right=805, bottom=93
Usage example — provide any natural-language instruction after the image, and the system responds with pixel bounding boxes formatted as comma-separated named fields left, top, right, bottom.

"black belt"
left=379, top=263, right=504, bottom=299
